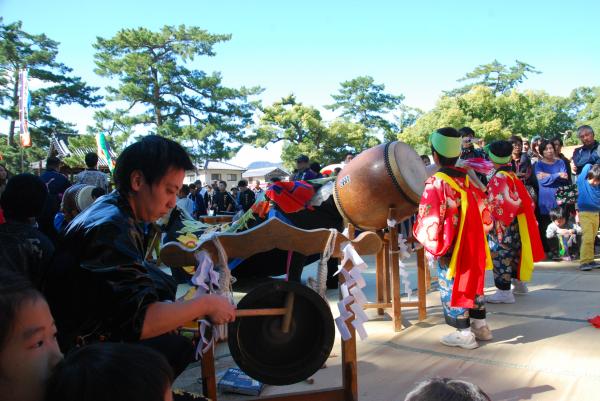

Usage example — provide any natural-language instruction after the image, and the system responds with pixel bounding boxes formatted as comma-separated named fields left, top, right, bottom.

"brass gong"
left=228, top=280, right=335, bottom=385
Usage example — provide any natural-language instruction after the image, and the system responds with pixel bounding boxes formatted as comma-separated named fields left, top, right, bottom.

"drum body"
left=333, top=141, right=427, bottom=231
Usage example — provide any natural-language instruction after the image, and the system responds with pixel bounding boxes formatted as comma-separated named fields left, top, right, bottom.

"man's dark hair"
left=85, top=152, right=99, bottom=168
left=0, top=174, right=48, bottom=221
left=46, top=343, right=173, bottom=401
left=587, top=164, right=600, bottom=181
left=577, top=125, right=595, bottom=135
left=194, top=179, right=202, bottom=186
left=431, top=127, right=461, bottom=167
left=188, top=183, right=197, bottom=191
left=508, top=135, right=523, bottom=145
left=405, top=377, right=491, bottom=401
left=113, top=135, right=194, bottom=195
left=549, top=207, right=566, bottom=222
left=91, top=187, right=106, bottom=199
left=46, top=156, right=61, bottom=169
left=218, top=180, right=227, bottom=187
left=458, top=127, right=475, bottom=137
left=0, top=270, right=43, bottom=351
left=180, top=184, right=190, bottom=196
left=238, top=179, right=248, bottom=188
left=310, top=162, right=321, bottom=173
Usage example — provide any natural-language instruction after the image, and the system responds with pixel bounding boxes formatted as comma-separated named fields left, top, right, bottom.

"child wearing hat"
left=484, top=141, right=544, bottom=304
left=414, top=127, right=493, bottom=349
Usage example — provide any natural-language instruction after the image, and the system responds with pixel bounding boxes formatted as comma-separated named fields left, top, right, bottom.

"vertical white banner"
left=18, top=69, right=31, bottom=147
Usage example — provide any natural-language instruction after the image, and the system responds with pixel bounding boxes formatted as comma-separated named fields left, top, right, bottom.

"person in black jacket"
left=44, top=136, right=235, bottom=377
left=0, top=174, right=54, bottom=289
left=236, top=180, right=256, bottom=212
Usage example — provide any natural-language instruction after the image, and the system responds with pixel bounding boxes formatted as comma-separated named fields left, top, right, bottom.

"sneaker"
left=440, top=331, right=479, bottom=349
left=580, top=263, right=594, bottom=271
left=470, top=323, right=493, bottom=341
left=485, top=289, right=516, bottom=304
left=512, top=279, right=529, bottom=295
left=561, top=256, right=572, bottom=262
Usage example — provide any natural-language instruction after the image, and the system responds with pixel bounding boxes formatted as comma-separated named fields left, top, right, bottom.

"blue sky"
left=2, top=0, right=599, bottom=164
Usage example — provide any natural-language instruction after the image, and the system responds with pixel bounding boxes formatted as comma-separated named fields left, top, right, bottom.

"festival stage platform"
left=174, top=256, right=600, bottom=401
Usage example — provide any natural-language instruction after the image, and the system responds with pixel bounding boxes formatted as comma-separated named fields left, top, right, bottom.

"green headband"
left=430, top=131, right=461, bottom=158
left=484, top=144, right=511, bottom=164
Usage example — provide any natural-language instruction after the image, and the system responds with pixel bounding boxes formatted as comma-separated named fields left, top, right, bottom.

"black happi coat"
left=44, top=191, right=176, bottom=351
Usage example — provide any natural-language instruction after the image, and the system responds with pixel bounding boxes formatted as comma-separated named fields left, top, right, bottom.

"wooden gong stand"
left=161, top=218, right=382, bottom=401
left=361, top=208, right=429, bottom=331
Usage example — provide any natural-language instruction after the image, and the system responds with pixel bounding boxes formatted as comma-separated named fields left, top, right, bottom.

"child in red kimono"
left=484, top=141, right=544, bottom=304
left=414, top=127, right=493, bottom=349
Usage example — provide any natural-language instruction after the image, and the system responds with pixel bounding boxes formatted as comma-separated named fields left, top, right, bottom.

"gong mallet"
left=234, top=291, right=295, bottom=333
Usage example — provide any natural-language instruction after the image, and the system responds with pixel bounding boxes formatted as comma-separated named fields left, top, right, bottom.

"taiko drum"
left=333, top=141, right=427, bottom=231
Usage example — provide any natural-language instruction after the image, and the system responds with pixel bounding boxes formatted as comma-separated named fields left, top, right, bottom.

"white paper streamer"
left=341, top=243, right=365, bottom=267
left=350, top=303, right=369, bottom=323
left=340, top=283, right=350, bottom=299
left=397, top=234, right=413, bottom=300
left=351, top=319, right=368, bottom=340
left=337, top=297, right=354, bottom=320
left=191, top=251, right=220, bottom=293
left=350, top=286, right=367, bottom=307
left=348, top=267, right=366, bottom=289
left=333, top=242, right=371, bottom=341
left=335, top=316, right=352, bottom=341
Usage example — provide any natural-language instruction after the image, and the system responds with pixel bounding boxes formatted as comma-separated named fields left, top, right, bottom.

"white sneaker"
left=485, top=289, right=515, bottom=304
left=512, top=279, right=528, bottom=294
left=440, top=330, right=479, bottom=349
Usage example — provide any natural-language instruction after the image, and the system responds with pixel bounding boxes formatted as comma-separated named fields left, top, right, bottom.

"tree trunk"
left=151, top=67, right=163, bottom=127
left=8, top=69, right=19, bottom=146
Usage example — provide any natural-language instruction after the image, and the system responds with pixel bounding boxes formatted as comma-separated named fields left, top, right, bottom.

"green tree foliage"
left=93, top=25, right=262, bottom=162
left=326, top=76, right=405, bottom=141
left=0, top=19, right=101, bottom=172
left=446, top=60, right=540, bottom=96
left=249, top=95, right=379, bottom=169
left=569, top=86, right=600, bottom=135
left=399, top=86, right=575, bottom=154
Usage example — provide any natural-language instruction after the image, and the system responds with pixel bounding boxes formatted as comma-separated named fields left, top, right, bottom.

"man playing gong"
left=413, top=127, right=493, bottom=349
left=484, top=141, right=544, bottom=304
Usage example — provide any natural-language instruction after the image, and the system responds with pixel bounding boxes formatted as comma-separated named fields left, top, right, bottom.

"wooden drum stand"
left=361, top=208, right=430, bottom=332
left=161, top=219, right=383, bottom=401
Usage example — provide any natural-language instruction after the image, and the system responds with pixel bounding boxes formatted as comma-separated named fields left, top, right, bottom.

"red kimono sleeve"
left=413, top=176, right=460, bottom=257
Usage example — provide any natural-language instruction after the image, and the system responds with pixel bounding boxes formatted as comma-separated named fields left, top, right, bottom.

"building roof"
left=242, top=167, right=290, bottom=178
left=199, top=160, right=246, bottom=171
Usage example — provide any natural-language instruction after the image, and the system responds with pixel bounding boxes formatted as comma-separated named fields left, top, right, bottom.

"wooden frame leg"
left=383, top=238, right=391, bottom=305
left=388, top=221, right=402, bottom=332
left=201, top=344, right=218, bottom=400
left=417, top=247, right=427, bottom=321
left=375, top=233, right=385, bottom=316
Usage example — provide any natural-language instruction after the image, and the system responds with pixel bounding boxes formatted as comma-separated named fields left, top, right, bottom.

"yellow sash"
left=497, top=171, right=535, bottom=282
left=434, top=172, right=492, bottom=280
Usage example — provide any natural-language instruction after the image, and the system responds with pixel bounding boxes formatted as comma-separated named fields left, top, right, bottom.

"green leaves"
left=0, top=18, right=101, bottom=172
left=92, top=24, right=261, bottom=162
left=326, top=75, right=405, bottom=137
left=249, top=94, right=380, bottom=169
left=447, top=60, right=541, bottom=96
left=400, top=86, right=578, bottom=152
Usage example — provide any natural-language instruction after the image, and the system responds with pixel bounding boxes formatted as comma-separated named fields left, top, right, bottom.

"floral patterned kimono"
left=486, top=167, right=544, bottom=290
left=414, top=167, right=493, bottom=329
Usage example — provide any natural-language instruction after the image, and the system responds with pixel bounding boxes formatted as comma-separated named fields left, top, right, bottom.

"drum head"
left=388, top=141, right=427, bottom=204
left=228, top=280, right=335, bottom=385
